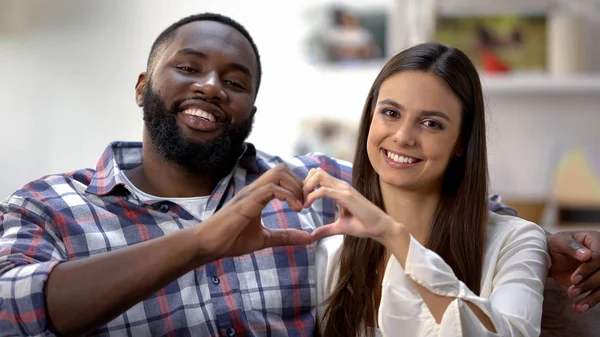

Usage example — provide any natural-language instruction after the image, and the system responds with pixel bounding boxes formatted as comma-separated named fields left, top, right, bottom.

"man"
left=0, top=13, right=599, bottom=336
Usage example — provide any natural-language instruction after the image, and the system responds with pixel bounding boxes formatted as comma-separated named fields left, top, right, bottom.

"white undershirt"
left=120, top=172, right=209, bottom=220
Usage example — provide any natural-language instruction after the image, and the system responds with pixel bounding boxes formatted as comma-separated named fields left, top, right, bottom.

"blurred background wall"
left=1, top=0, right=600, bottom=229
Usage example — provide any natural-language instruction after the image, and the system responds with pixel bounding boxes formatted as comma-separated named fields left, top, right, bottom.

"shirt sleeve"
left=0, top=195, right=67, bottom=336
left=378, top=221, right=549, bottom=337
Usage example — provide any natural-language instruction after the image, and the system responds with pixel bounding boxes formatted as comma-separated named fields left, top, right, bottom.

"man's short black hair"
left=147, top=13, right=262, bottom=94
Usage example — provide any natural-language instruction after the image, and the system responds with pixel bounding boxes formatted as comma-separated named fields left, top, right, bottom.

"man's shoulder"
left=2, top=168, right=96, bottom=211
left=487, top=194, right=518, bottom=215
left=255, top=150, right=353, bottom=182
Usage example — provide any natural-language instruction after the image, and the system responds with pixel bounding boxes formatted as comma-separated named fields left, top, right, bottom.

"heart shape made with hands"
left=302, top=168, right=395, bottom=243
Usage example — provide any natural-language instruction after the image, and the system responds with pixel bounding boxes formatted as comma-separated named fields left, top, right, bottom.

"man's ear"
left=135, top=72, right=148, bottom=107
left=250, top=106, right=257, bottom=118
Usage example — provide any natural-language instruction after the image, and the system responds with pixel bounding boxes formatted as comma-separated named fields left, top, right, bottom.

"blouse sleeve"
left=378, top=221, right=550, bottom=337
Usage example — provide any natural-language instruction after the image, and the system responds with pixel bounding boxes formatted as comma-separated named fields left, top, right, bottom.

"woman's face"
left=366, top=70, right=463, bottom=193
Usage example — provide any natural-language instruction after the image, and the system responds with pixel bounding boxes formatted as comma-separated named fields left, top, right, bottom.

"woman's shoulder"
left=485, top=211, right=548, bottom=249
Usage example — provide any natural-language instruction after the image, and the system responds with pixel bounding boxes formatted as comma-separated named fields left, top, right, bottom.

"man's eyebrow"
left=176, top=48, right=251, bottom=76
left=176, top=48, right=207, bottom=58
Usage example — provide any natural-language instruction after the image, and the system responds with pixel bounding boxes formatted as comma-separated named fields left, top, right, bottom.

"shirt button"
left=158, top=203, right=170, bottom=213
left=211, top=276, right=220, bottom=285
left=226, top=327, right=236, bottom=336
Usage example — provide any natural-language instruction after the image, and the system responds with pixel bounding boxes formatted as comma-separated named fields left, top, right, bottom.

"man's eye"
left=177, top=66, right=197, bottom=73
left=225, top=80, right=245, bottom=90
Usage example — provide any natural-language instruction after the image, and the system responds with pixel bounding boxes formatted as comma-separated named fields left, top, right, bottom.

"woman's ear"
left=454, top=138, right=464, bottom=157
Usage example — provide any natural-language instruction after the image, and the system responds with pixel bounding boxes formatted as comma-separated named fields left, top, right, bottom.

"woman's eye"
left=382, top=109, right=399, bottom=118
left=423, top=120, right=442, bottom=129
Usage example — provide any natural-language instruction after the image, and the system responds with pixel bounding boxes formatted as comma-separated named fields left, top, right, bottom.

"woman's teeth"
left=386, top=151, right=418, bottom=164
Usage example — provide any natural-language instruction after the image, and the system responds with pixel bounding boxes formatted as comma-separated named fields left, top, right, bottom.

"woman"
left=304, top=42, right=549, bottom=336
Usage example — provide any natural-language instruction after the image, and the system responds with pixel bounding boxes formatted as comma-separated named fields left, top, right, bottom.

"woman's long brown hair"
left=320, top=42, right=489, bottom=337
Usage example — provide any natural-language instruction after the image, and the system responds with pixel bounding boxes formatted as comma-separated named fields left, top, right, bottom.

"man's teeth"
left=386, top=151, right=418, bottom=164
left=183, top=109, right=216, bottom=122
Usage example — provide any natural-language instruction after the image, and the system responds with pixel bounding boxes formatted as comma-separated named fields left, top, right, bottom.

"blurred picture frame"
left=435, top=11, right=548, bottom=73
left=304, top=5, right=388, bottom=66
left=294, top=118, right=358, bottom=162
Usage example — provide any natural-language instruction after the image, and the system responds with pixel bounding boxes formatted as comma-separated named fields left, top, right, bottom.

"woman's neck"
left=379, top=180, right=441, bottom=244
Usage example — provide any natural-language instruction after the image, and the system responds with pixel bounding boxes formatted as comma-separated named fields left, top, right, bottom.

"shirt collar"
left=86, top=141, right=259, bottom=196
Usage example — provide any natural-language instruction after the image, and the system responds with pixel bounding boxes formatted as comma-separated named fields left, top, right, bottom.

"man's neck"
left=380, top=180, right=441, bottom=244
left=126, top=143, right=218, bottom=198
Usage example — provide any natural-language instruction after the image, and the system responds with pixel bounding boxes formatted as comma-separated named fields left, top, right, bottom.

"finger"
left=570, top=251, right=600, bottom=286
left=304, top=187, right=345, bottom=209
left=263, top=228, right=311, bottom=248
left=260, top=183, right=305, bottom=212
left=304, top=167, right=319, bottom=183
left=303, top=169, right=345, bottom=206
left=568, top=264, right=600, bottom=298
left=257, top=164, right=305, bottom=204
left=574, top=231, right=600, bottom=252
left=302, top=168, right=327, bottom=201
left=239, top=183, right=304, bottom=218
left=311, top=224, right=344, bottom=242
left=572, top=287, right=600, bottom=313
left=275, top=169, right=305, bottom=204
left=549, top=233, right=592, bottom=262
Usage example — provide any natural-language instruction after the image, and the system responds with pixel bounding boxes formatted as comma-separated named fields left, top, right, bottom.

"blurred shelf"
left=481, top=73, right=600, bottom=95
left=307, top=64, right=600, bottom=96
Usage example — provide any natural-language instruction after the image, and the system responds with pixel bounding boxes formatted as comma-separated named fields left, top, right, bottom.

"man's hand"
left=199, top=163, right=311, bottom=259
left=547, top=230, right=600, bottom=313
left=44, top=163, right=311, bottom=336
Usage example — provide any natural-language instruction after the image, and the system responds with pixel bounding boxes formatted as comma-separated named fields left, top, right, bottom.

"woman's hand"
left=303, top=168, right=401, bottom=243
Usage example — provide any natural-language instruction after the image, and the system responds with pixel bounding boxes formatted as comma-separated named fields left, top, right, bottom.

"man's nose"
left=191, top=72, right=226, bottom=101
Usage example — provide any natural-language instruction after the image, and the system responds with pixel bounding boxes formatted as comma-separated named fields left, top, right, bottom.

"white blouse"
left=316, top=212, right=550, bottom=337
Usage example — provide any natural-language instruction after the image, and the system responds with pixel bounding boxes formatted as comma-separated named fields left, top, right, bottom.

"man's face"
left=135, top=20, right=258, bottom=174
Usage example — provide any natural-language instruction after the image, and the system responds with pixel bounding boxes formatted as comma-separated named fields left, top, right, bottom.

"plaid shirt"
left=0, top=141, right=513, bottom=337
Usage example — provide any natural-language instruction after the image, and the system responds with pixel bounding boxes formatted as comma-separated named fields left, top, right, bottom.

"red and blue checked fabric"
left=0, top=141, right=352, bottom=337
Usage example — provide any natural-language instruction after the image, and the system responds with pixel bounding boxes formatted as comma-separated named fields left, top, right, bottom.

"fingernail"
left=569, top=241, right=583, bottom=250
left=573, top=275, right=583, bottom=284
left=580, top=304, right=590, bottom=312
left=577, top=248, right=589, bottom=257
left=572, top=288, right=581, bottom=297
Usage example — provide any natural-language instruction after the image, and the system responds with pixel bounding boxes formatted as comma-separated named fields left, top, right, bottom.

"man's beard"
left=142, top=82, right=254, bottom=175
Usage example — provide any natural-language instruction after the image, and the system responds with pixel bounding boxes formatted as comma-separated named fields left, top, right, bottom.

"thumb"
left=549, top=232, right=592, bottom=261
left=565, top=239, right=593, bottom=262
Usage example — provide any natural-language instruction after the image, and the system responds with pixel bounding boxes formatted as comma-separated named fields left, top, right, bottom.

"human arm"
left=305, top=168, right=549, bottom=336
left=487, top=193, right=600, bottom=313
left=377, top=222, right=548, bottom=336
left=0, top=164, right=309, bottom=336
